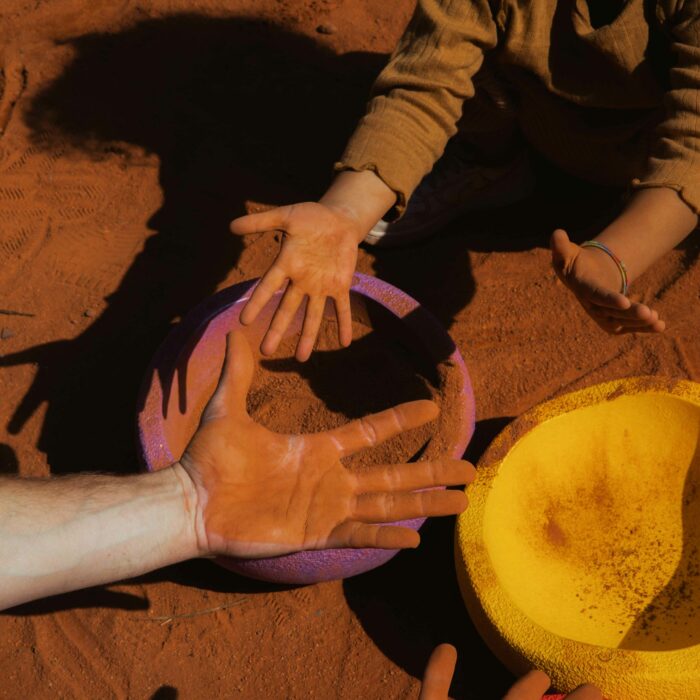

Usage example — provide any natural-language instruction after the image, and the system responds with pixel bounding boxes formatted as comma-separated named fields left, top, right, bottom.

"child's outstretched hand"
left=178, top=331, right=474, bottom=559
left=550, top=229, right=665, bottom=335
left=419, top=644, right=603, bottom=699
left=230, top=202, right=365, bottom=361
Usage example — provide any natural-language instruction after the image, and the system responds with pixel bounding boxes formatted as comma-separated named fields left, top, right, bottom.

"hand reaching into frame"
left=419, top=644, right=603, bottom=700
left=178, top=331, right=475, bottom=559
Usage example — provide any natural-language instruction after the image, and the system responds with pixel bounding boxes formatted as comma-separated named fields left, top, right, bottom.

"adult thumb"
left=203, top=331, right=255, bottom=420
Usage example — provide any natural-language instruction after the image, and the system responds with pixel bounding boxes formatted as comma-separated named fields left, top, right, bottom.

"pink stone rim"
left=137, top=272, right=475, bottom=584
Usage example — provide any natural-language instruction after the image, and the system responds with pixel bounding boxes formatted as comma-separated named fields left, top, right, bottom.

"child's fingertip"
left=631, top=305, right=652, bottom=322
left=239, top=304, right=257, bottom=326
left=615, top=294, right=632, bottom=309
left=295, top=343, right=312, bottom=363
left=260, top=336, right=278, bottom=356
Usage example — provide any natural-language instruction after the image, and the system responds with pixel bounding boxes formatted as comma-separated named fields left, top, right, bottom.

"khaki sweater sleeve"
left=633, top=0, right=700, bottom=214
left=335, top=0, right=497, bottom=214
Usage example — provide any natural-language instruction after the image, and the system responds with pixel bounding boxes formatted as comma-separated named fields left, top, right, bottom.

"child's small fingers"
left=567, top=683, right=604, bottom=699
left=594, top=313, right=659, bottom=329
left=586, top=313, right=621, bottom=334
left=334, top=294, right=353, bottom=348
left=296, top=296, right=325, bottom=362
left=502, top=669, right=551, bottom=699
left=590, top=303, right=654, bottom=323
left=584, top=287, right=632, bottom=311
left=592, top=306, right=664, bottom=330
left=419, top=644, right=458, bottom=700
left=240, top=268, right=288, bottom=325
left=598, top=319, right=656, bottom=335
left=260, top=285, right=304, bottom=355
left=614, top=319, right=666, bottom=334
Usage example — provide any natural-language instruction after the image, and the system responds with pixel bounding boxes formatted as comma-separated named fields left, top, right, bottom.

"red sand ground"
left=1, top=1, right=699, bottom=698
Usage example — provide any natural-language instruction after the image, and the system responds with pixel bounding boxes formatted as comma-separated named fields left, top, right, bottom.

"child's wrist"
left=318, top=201, right=368, bottom=244
left=580, top=240, right=629, bottom=294
left=320, top=170, right=396, bottom=241
left=579, top=245, right=628, bottom=293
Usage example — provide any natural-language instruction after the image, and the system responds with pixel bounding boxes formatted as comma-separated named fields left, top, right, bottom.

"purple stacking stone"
left=136, top=273, right=474, bottom=584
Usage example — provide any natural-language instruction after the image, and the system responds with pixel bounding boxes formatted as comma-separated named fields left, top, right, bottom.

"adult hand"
left=550, top=229, right=665, bottom=334
left=178, top=331, right=474, bottom=558
left=230, top=202, right=364, bottom=361
left=419, top=644, right=603, bottom=700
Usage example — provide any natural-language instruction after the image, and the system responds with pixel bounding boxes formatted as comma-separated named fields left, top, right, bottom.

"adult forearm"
left=596, top=187, right=698, bottom=283
left=0, top=465, right=198, bottom=611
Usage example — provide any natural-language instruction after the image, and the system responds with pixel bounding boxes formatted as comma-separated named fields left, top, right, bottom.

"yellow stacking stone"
left=456, top=377, right=700, bottom=700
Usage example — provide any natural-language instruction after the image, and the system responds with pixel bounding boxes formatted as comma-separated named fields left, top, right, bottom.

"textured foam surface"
left=456, top=377, right=700, bottom=699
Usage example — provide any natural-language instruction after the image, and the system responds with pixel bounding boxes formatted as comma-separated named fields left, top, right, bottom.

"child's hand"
left=230, top=202, right=365, bottom=361
left=419, top=644, right=602, bottom=700
left=501, top=670, right=602, bottom=700
left=550, top=229, right=665, bottom=335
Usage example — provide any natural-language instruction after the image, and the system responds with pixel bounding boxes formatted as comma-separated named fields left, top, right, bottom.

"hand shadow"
left=0, top=443, right=19, bottom=474
left=258, top=325, right=434, bottom=424
left=151, top=687, right=178, bottom=700
left=0, top=15, right=385, bottom=476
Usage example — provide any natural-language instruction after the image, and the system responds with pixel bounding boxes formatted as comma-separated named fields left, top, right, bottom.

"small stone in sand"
left=0, top=327, right=14, bottom=339
left=83, top=309, right=95, bottom=318
left=316, top=23, right=337, bottom=35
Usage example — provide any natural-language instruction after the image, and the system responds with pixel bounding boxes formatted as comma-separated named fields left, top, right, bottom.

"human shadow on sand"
left=0, top=443, right=18, bottom=474
left=151, top=686, right=178, bottom=700
left=0, top=12, right=640, bottom=484
left=2, top=14, right=688, bottom=691
left=0, top=15, right=385, bottom=478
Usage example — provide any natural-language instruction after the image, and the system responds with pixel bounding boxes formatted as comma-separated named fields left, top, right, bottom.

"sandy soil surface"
left=1, top=1, right=699, bottom=698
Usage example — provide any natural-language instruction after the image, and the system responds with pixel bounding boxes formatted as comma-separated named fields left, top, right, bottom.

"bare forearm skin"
left=0, top=465, right=198, bottom=611
left=320, top=170, right=397, bottom=243
left=596, top=188, right=698, bottom=284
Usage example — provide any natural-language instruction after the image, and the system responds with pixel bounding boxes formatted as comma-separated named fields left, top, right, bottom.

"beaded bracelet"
left=580, top=240, right=629, bottom=296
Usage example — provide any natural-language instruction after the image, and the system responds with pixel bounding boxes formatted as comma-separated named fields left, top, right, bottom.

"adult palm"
left=180, top=331, right=473, bottom=558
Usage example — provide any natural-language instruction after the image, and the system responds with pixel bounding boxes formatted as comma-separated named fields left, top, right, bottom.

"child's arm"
left=231, top=0, right=497, bottom=360
left=551, top=188, right=697, bottom=333
left=552, top=1, right=700, bottom=333
left=230, top=170, right=395, bottom=361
